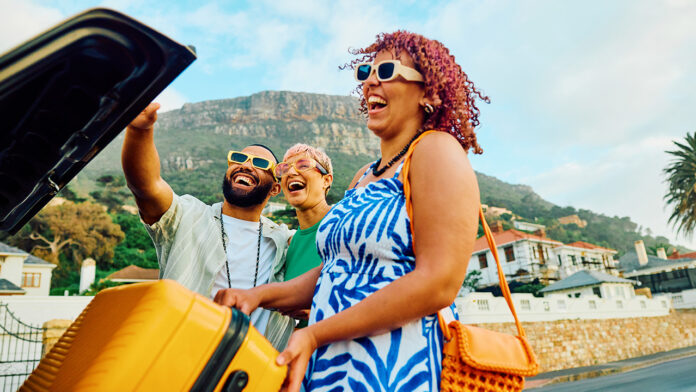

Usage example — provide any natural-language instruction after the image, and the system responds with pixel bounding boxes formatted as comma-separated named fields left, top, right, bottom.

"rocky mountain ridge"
left=156, top=90, right=380, bottom=156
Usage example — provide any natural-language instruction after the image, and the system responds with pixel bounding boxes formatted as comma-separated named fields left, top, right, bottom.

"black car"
left=0, top=8, right=196, bottom=233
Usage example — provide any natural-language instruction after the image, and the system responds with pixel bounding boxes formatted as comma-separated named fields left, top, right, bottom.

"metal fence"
left=0, top=303, right=45, bottom=391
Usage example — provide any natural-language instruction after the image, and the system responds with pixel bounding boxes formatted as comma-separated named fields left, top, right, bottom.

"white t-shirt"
left=211, top=215, right=276, bottom=335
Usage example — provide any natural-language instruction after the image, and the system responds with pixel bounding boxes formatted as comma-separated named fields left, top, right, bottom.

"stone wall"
left=42, top=319, right=72, bottom=357
left=477, top=309, right=696, bottom=372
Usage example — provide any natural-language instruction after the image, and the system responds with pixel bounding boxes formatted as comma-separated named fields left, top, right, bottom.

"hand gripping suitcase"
left=20, top=279, right=286, bottom=391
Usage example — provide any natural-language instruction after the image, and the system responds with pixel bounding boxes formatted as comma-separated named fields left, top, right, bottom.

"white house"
left=513, top=221, right=546, bottom=232
left=555, top=241, right=620, bottom=277
left=539, top=270, right=638, bottom=299
left=468, top=228, right=619, bottom=287
left=0, top=242, right=56, bottom=296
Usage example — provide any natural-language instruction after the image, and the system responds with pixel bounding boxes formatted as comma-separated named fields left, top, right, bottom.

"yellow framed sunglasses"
left=227, top=151, right=277, bottom=176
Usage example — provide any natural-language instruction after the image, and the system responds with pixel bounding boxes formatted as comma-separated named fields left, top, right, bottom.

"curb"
left=525, top=348, right=696, bottom=389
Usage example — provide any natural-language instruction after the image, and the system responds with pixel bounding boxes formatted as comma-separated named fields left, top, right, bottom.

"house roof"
left=24, top=254, right=53, bottom=265
left=472, top=229, right=563, bottom=253
left=668, top=251, right=696, bottom=260
left=106, top=265, right=159, bottom=281
left=0, top=279, right=25, bottom=293
left=540, top=270, right=637, bottom=293
left=619, top=252, right=696, bottom=273
left=0, top=241, right=28, bottom=255
left=565, top=241, right=617, bottom=253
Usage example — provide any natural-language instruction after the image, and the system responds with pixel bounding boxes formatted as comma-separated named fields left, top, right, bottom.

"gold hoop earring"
left=424, top=103, right=434, bottom=115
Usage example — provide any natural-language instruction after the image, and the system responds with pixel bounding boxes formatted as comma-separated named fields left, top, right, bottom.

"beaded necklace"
left=372, top=131, right=421, bottom=176
left=220, top=211, right=263, bottom=288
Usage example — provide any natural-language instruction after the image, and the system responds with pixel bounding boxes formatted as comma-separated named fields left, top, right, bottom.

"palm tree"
left=664, top=132, right=696, bottom=236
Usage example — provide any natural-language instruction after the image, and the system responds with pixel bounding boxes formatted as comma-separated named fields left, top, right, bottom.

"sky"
left=1, top=0, right=695, bottom=248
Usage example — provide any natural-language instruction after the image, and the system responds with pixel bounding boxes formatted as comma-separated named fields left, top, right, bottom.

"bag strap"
left=401, top=131, right=526, bottom=339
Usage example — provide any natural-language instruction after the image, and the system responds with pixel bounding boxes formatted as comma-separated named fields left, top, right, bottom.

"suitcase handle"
left=223, top=370, right=248, bottom=392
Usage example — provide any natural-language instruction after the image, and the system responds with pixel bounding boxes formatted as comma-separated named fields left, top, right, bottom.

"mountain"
left=81, top=91, right=379, bottom=204
left=78, top=90, right=678, bottom=255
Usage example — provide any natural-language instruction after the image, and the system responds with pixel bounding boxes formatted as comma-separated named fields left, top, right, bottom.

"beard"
left=222, top=170, right=274, bottom=207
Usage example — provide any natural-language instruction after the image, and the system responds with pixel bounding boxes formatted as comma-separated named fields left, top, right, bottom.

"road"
left=530, top=356, right=696, bottom=392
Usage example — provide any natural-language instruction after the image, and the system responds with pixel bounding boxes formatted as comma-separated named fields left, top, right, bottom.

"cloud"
left=154, top=87, right=187, bottom=112
left=0, top=0, right=63, bottom=53
left=520, top=135, right=695, bottom=246
left=542, top=2, right=696, bottom=146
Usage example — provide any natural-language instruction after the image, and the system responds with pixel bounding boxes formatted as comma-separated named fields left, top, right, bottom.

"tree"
left=664, top=132, right=696, bottom=237
left=89, top=174, right=131, bottom=212
left=20, top=200, right=125, bottom=268
left=111, top=212, right=158, bottom=270
left=269, top=206, right=299, bottom=229
left=461, top=270, right=483, bottom=292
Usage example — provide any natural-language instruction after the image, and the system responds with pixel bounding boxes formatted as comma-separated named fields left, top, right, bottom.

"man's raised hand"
left=128, top=102, right=161, bottom=131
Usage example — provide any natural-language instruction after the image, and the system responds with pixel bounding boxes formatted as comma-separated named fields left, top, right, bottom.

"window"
left=22, top=272, right=41, bottom=288
left=673, top=295, right=684, bottom=304
left=592, top=287, right=602, bottom=298
left=588, top=300, right=597, bottom=309
left=520, top=299, right=531, bottom=310
left=640, top=301, right=647, bottom=309
left=574, top=293, right=581, bottom=298
left=477, top=299, right=490, bottom=311
left=570, top=255, right=577, bottom=266
left=616, top=300, right=624, bottom=309
left=478, top=253, right=488, bottom=269
left=504, top=246, right=515, bottom=262
left=557, top=300, right=566, bottom=310
left=557, top=255, right=562, bottom=266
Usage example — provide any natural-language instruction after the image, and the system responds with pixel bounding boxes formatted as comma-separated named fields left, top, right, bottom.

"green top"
left=285, top=221, right=323, bottom=281
left=284, top=220, right=323, bottom=328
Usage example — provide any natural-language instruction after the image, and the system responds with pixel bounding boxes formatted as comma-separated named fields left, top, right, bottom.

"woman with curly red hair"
left=215, top=31, right=486, bottom=391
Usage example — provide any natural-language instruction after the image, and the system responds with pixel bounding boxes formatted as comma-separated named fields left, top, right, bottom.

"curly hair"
left=343, top=31, right=489, bottom=153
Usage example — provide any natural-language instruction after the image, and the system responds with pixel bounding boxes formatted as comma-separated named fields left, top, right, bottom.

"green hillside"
left=73, top=90, right=683, bottom=256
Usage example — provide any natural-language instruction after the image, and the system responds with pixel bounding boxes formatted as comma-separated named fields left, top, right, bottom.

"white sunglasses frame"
left=354, top=60, right=424, bottom=83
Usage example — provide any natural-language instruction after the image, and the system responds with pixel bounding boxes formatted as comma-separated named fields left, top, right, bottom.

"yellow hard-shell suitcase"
left=20, top=280, right=286, bottom=391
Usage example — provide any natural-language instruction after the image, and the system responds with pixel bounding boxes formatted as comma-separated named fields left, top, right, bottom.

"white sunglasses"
left=354, top=60, right=424, bottom=83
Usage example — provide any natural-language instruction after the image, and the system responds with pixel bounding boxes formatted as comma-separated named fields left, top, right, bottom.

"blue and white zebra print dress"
left=303, top=161, right=458, bottom=392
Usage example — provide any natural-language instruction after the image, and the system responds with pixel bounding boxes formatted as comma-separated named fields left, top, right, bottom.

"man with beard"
left=121, top=102, right=294, bottom=349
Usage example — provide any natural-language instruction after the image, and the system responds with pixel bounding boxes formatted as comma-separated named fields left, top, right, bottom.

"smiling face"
left=362, top=50, right=427, bottom=139
left=280, top=153, right=332, bottom=210
left=222, top=145, right=280, bottom=207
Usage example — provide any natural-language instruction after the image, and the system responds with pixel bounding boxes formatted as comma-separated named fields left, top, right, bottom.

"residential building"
left=557, top=214, right=587, bottom=228
left=481, top=204, right=512, bottom=218
left=513, top=221, right=546, bottom=232
left=620, top=253, right=696, bottom=294
left=468, top=228, right=619, bottom=287
left=539, top=270, right=638, bottom=299
left=106, top=265, right=159, bottom=284
left=0, top=242, right=55, bottom=296
left=668, top=250, right=696, bottom=260
left=262, top=201, right=289, bottom=216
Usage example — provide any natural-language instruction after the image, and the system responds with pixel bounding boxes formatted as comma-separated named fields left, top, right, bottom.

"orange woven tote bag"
left=402, top=131, right=540, bottom=392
